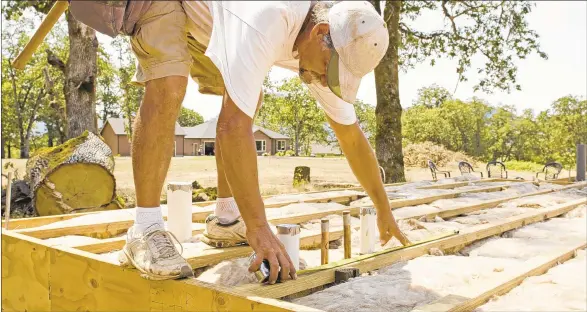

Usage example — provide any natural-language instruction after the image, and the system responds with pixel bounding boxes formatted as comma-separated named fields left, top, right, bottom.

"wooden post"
left=4, top=172, right=13, bottom=230
left=166, top=182, right=193, bottom=242
left=276, top=224, right=301, bottom=271
left=343, top=211, right=351, bottom=259
left=321, top=219, right=329, bottom=265
left=360, top=207, right=376, bottom=254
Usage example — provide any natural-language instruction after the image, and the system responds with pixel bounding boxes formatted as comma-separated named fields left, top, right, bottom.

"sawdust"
left=292, top=256, right=523, bottom=312
left=476, top=250, right=587, bottom=312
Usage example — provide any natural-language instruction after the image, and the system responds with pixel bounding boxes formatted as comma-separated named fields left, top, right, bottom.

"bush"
left=262, top=152, right=269, bottom=156
left=276, top=151, right=285, bottom=157
left=285, top=150, right=295, bottom=156
left=504, top=160, right=544, bottom=172
left=403, top=142, right=477, bottom=168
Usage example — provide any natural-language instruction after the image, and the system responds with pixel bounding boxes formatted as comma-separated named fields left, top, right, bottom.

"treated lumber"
left=15, top=183, right=532, bottom=240
left=149, top=183, right=587, bottom=268
left=416, top=178, right=500, bottom=190
left=1, top=231, right=320, bottom=312
left=412, top=242, right=587, bottom=312
left=181, top=227, right=349, bottom=270
left=236, top=197, right=586, bottom=299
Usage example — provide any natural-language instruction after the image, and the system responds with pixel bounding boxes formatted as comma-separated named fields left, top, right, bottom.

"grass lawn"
left=2, top=156, right=574, bottom=205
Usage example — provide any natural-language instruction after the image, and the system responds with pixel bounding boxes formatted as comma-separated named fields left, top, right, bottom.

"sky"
left=4, top=1, right=587, bottom=123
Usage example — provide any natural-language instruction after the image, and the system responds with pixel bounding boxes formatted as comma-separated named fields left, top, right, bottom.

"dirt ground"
left=2, top=156, right=574, bottom=196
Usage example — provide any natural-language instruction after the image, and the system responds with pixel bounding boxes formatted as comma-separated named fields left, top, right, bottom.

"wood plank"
left=1, top=231, right=321, bottom=312
left=1, top=213, right=99, bottom=230
left=153, top=183, right=587, bottom=269
left=236, top=198, right=586, bottom=299
left=1, top=231, right=51, bottom=311
left=412, top=242, right=587, bottom=312
left=182, top=227, right=347, bottom=270
left=23, top=183, right=534, bottom=243
left=416, top=178, right=500, bottom=190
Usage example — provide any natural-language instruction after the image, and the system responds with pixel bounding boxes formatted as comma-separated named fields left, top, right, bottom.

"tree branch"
left=399, top=22, right=449, bottom=40
left=441, top=0, right=460, bottom=38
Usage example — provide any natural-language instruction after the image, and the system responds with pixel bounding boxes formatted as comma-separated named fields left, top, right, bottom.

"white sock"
left=134, top=207, right=165, bottom=232
left=215, top=197, right=241, bottom=224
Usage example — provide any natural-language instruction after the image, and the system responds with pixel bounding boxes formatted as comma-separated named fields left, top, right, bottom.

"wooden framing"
left=236, top=198, right=586, bottom=299
left=1, top=231, right=318, bottom=312
left=3, top=178, right=585, bottom=311
left=13, top=183, right=523, bottom=243
left=411, top=242, right=587, bottom=312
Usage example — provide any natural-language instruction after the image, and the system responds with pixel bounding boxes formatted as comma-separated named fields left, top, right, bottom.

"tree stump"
left=293, top=166, right=311, bottom=187
left=26, top=131, right=122, bottom=216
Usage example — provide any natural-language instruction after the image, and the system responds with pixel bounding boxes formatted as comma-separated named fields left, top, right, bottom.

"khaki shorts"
left=129, top=1, right=225, bottom=96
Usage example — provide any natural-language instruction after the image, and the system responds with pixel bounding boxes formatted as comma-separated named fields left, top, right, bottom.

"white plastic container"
left=166, top=182, right=193, bottom=242
left=360, top=207, right=377, bottom=254
left=276, top=224, right=301, bottom=271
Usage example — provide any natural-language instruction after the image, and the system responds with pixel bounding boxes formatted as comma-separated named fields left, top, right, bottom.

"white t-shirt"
left=182, top=1, right=357, bottom=125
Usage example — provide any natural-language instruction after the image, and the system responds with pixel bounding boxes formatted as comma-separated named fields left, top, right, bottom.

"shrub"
left=276, top=151, right=285, bottom=157
left=285, top=150, right=295, bottom=156
left=504, top=160, right=544, bottom=172
left=403, top=141, right=477, bottom=168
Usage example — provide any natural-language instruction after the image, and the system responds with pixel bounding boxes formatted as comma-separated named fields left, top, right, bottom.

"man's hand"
left=325, top=117, right=411, bottom=248
left=247, top=224, right=297, bottom=284
left=377, top=209, right=411, bottom=247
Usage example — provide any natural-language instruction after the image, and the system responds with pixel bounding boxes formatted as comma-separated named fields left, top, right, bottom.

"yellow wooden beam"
left=1, top=231, right=320, bottom=312
left=236, top=197, right=586, bottom=299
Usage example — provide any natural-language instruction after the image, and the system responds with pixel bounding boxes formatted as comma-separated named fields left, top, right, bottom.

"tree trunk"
left=19, top=135, right=30, bottom=159
left=26, top=131, right=122, bottom=216
left=293, top=166, right=311, bottom=187
left=7, top=144, right=12, bottom=159
left=1, top=138, right=5, bottom=159
left=372, top=0, right=406, bottom=183
left=64, top=12, right=98, bottom=139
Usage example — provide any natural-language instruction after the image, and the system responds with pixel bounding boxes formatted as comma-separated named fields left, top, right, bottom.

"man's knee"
left=144, top=76, right=188, bottom=109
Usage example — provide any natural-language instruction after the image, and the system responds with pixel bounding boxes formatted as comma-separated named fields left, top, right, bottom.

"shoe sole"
left=200, top=235, right=248, bottom=248
left=121, top=248, right=194, bottom=281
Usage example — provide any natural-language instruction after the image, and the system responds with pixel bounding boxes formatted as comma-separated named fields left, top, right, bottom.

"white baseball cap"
left=327, top=1, right=389, bottom=103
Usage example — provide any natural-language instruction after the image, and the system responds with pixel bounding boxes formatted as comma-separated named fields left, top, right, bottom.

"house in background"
left=100, top=118, right=186, bottom=156
left=100, top=117, right=291, bottom=156
left=182, top=118, right=291, bottom=156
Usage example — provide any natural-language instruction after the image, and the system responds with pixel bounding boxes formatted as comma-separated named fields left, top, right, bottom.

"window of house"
left=256, top=140, right=266, bottom=152
left=277, top=140, right=286, bottom=151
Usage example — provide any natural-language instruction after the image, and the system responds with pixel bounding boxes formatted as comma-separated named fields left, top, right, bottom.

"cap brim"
left=327, top=49, right=361, bottom=104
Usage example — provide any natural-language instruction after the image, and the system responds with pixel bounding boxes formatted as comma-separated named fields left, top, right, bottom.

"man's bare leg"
left=121, top=76, right=194, bottom=280
left=202, top=92, right=263, bottom=247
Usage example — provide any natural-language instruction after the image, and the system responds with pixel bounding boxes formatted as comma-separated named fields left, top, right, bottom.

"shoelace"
left=143, top=229, right=184, bottom=259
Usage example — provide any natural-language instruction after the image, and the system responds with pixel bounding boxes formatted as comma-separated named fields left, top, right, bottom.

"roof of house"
left=183, top=117, right=289, bottom=139
left=102, top=118, right=185, bottom=136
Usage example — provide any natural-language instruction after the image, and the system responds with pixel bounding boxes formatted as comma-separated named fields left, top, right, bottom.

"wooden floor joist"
left=411, top=243, right=587, bottom=312
left=236, top=197, right=586, bottom=299
left=173, top=183, right=585, bottom=270
left=1, top=231, right=318, bottom=312
left=15, top=184, right=513, bottom=240
left=3, top=178, right=517, bottom=230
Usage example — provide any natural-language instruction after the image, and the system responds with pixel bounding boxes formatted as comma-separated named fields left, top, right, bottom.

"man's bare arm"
left=216, top=93, right=296, bottom=283
left=326, top=116, right=410, bottom=246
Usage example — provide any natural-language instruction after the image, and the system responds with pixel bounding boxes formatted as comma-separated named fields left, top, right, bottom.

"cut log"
left=25, top=131, right=121, bottom=216
left=293, top=166, right=311, bottom=187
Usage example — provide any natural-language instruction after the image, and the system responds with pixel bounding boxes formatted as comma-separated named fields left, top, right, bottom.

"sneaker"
left=119, top=223, right=194, bottom=280
left=201, top=215, right=248, bottom=248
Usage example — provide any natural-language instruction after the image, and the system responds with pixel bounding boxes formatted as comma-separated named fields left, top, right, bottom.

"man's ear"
left=310, top=23, right=330, bottom=39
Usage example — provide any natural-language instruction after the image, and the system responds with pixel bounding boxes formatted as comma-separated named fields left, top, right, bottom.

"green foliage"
left=354, top=99, right=377, bottom=146
left=413, top=84, right=453, bottom=108
left=285, top=150, right=295, bottom=157
left=503, top=160, right=543, bottom=172
left=403, top=92, right=586, bottom=168
left=258, top=77, right=328, bottom=156
left=178, top=107, right=204, bottom=127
